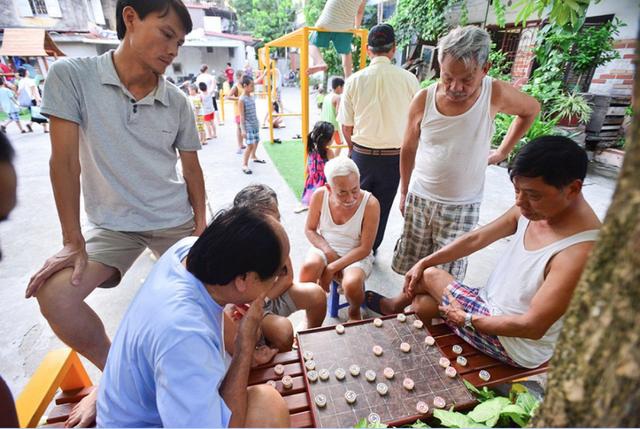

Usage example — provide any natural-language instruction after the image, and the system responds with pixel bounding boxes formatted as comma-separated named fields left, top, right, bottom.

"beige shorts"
left=86, top=219, right=195, bottom=288
left=307, top=247, right=374, bottom=278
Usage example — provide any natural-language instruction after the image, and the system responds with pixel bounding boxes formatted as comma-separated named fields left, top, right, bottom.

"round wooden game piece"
left=368, top=413, right=381, bottom=424
left=376, top=382, right=388, bottom=396
left=365, top=369, right=376, bottom=382
left=439, top=357, right=451, bottom=368
left=314, top=394, right=327, bottom=408
left=403, top=377, right=415, bottom=390
left=413, top=319, right=424, bottom=329
left=319, top=369, right=330, bottom=381
left=266, top=380, right=277, bottom=388
left=335, top=324, right=345, bottom=334
left=424, top=335, right=436, bottom=346
left=305, top=360, right=316, bottom=371
left=274, top=364, right=285, bottom=375
left=307, top=370, right=318, bottom=382
left=334, top=368, right=346, bottom=380
left=383, top=367, right=395, bottom=379
left=372, top=345, right=383, bottom=356
left=400, top=342, right=411, bottom=353
left=345, top=390, right=357, bottom=404
left=433, top=396, right=446, bottom=409
left=373, top=317, right=383, bottom=327
left=456, top=356, right=468, bottom=367
left=452, top=344, right=463, bottom=355
left=479, top=370, right=491, bottom=381
left=445, top=366, right=458, bottom=378
left=349, top=364, right=360, bottom=377
left=303, top=351, right=314, bottom=361
left=416, top=401, right=429, bottom=414
left=397, top=313, right=407, bottom=322
left=281, top=375, right=293, bottom=389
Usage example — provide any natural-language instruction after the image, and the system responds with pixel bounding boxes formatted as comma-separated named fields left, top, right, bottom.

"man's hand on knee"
left=403, top=261, right=427, bottom=299
left=26, top=242, right=88, bottom=298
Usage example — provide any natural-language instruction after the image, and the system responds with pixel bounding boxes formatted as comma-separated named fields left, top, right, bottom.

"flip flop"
left=242, top=167, right=253, bottom=174
left=365, top=290, right=389, bottom=316
left=253, top=159, right=267, bottom=164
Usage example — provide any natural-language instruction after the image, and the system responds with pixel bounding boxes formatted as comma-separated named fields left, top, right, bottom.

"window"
left=28, top=0, right=48, bottom=15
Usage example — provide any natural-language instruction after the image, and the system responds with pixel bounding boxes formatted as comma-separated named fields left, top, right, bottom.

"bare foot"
left=307, top=64, right=328, bottom=75
left=65, top=386, right=97, bottom=427
left=252, top=345, right=278, bottom=367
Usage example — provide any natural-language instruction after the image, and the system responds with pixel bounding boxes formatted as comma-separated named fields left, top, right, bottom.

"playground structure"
left=261, top=27, right=369, bottom=159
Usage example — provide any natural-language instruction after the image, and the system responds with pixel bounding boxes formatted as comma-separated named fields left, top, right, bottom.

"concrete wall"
left=2, top=0, right=95, bottom=30
left=167, top=45, right=242, bottom=81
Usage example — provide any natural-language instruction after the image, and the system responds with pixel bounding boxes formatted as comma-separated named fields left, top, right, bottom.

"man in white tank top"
left=300, top=157, right=380, bottom=321
left=377, top=137, right=601, bottom=368
left=391, top=26, right=540, bottom=281
left=308, top=0, right=366, bottom=77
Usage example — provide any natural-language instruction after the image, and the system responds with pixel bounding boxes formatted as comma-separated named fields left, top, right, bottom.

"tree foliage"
left=229, top=0, right=296, bottom=47
left=389, top=0, right=450, bottom=48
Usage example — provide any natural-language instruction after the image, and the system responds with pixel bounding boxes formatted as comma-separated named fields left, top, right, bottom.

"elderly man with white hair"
left=300, top=157, right=380, bottom=321
left=367, top=26, right=540, bottom=314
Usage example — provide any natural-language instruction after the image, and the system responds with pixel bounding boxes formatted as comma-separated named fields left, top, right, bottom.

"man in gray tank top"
left=377, top=136, right=601, bottom=368
left=388, top=26, right=540, bottom=285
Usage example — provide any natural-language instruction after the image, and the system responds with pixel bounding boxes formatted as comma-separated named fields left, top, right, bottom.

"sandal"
left=364, top=290, right=390, bottom=316
left=252, top=159, right=267, bottom=164
left=242, top=167, right=253, bottom=174
left=26, top=124, right=33, bottom=132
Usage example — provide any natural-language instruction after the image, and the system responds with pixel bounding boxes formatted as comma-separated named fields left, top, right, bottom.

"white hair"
left=324, top=157, right=360, bottom=187
left=437, top=26, right=491, bottom=69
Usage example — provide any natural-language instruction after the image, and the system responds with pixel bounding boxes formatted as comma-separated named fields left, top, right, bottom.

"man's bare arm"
left=179, top=150, right=207, bottom=236
left=26, top=116, right=86, bottom=297
left=399, top=90, right=427, bottom=215
left=341, top=125, right=354, bottom=152
left=471, top=242, right=593, bottom=338
left=355, top=0, right=366, bottom=27
left=304, top=189, right=339, bottom=261
left=489, top=80, right=540, bottom=164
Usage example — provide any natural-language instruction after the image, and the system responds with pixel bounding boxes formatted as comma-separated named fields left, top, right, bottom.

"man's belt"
left=352, top=142, right=401, bottom=156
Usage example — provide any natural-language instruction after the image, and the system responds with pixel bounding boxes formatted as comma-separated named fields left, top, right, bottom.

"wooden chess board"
left=296, top=313, right=476, bottom=427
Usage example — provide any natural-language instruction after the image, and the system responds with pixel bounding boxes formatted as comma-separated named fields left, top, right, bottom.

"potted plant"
left=547, top=91, right=593, bottom=127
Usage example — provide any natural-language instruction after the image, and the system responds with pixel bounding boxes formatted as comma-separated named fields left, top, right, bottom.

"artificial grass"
left=263, top=139, right=305, bottom=200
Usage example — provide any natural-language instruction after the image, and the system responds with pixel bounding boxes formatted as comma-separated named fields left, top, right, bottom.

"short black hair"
left=186, top=207, right=282, bottom=285
left=198, top=82, right=207, bottom=92
left=227, top=62, right=232, bottom=66
left=233, top=184, right=279, bottom=215
left=508, top=135, right=588, bottom=188
left=331, top=77, right=344, bottom=90
left=17, top=68, right=27, bottom=78
left=0, top=77, right=4, bottom=86
left=241, top=75, right=253, bottom=87
left=0, top=131, right=15, bottom=164
left=116, top=0, right=193, bottom=40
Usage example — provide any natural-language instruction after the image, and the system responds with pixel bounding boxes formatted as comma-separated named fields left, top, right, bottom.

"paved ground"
left=0, top=86, right=619, bottom=398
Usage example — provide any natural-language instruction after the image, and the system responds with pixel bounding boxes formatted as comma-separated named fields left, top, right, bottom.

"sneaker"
left=0, top=125, right=6, bottom=133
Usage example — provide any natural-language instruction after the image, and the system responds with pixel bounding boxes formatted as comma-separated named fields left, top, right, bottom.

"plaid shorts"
left=7, top=111, right=19, bottom=121
left=442, top=281, right=519, bottom=366
left=245, top=127, right=260, bottom=145
left=392, top=192, right=480, bottom=279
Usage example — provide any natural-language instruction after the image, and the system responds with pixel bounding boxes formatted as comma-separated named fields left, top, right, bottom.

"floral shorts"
left=442, top=281, right=519, bottom=366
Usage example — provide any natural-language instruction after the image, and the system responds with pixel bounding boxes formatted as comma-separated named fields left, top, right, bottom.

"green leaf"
left=463, top=379, right=496, bottom=401
left=515, top=391, right=540, bottom=415
left=355, top=418, right=368, bottom=428
left=411, top=419, right=431, bottom=428
left=467, top=397, right=511, bottom=423
left=500, top=404, right=529, bottom=427
left=433, top=409, right=477, bottom=428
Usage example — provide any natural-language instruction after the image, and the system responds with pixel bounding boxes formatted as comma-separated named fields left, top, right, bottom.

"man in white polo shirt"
left=24, top=0, right=205, bottom=425
left=338, top=23, right=420, bottom=254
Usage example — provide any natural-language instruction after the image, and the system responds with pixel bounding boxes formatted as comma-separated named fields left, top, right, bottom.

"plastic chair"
left=328, top=281, right=365, bottom=318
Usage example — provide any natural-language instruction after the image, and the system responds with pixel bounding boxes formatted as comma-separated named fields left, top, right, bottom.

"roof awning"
left=0, top=28, right=66, bottom=57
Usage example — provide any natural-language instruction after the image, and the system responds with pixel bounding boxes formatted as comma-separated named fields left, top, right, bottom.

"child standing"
left=321, top=77, right=344, bottom=148
left=227, top=69, right=246, bottom=154
left=297, top=121, right=336, bottom=212
left=188, top=84, right=206, bottom=145
left=239, top=76, right=264, bottom=174
left=198, top=82, right=216, bottom=139
left=0, top=77, right=26, bottom=134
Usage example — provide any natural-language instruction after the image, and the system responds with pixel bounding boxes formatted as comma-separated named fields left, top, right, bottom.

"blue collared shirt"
left=97, top=237, right=231, bottom=427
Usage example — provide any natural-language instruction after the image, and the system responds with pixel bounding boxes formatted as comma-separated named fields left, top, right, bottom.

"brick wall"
left=588, top=39, right=636, bottom=96
left=510, top=26, right=537, bottom=89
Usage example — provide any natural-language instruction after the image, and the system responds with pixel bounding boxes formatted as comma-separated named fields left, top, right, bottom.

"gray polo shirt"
left=41, top=50, right=201, bottom=231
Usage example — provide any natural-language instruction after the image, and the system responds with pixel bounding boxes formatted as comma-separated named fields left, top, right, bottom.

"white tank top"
left=315, top=0, right=362, bottom=31
left=409, top=77, right=494, bottom=204
left=318, top=189, right=371, bottom=256
left=480, top=216, right=599, bottom=368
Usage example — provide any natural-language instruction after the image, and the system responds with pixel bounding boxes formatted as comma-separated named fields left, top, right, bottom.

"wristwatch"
left=464, top=312, right=475, bottom=330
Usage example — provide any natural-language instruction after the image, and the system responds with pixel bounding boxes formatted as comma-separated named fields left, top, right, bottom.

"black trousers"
left=351, top=149, right=400, bottom=252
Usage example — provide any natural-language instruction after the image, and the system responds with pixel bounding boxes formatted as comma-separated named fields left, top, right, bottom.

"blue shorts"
left=245, top=128, right=260, bottom=145
left=310, top=31, right=353, bottom=54
left=7, top=111, right=19, bottom=121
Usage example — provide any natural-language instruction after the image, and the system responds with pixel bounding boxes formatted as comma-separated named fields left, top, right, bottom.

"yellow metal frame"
left=16, top=348, right=93, bottom=428
left=263, top=26, right=368, bottom=169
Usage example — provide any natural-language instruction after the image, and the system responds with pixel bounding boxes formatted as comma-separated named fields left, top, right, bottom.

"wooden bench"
left=21, top=323, right=548, bottom=428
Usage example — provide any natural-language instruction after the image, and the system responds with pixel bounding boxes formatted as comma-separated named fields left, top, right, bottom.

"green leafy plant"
left=492, top=114, right=559, bottom=162
left=230, top=0, right=296, bottom=48
left=547, top=91, right=593, bottom=124
left=390, top=0, right=450, bottom=47
left=488, top=44, right=513, bottom=82
left=492, top=0, right=507, bottom=28
left=355, top=418, right=387, bottom=428
left=420, top=78, right=438, bottom=88
left=513, top=0, right=591, bottom=30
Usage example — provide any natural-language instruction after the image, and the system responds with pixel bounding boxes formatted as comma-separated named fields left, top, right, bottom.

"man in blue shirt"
left=97, top=207, right=291, bottom=427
